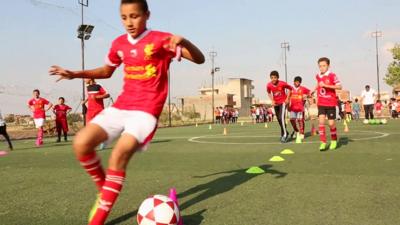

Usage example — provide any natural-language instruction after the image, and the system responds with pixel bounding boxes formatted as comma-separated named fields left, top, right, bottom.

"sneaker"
left=295, top=134, right=302, bottom=144
left=300, top=134, right=305, bottom=140
left=329, top=140, right=338, bottom=150
left=88, top=193, right=101, bottom=223
left=56, top=139, right=61, bottom=143
left=280, top=136, right=287, bottom=143
left=319, top=142, right=327, bottom=151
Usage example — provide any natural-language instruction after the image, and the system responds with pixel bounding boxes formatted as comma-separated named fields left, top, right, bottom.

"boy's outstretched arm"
left=164, top=35, right=205, bottom=64
left=49, top=65, right=116, bottom=82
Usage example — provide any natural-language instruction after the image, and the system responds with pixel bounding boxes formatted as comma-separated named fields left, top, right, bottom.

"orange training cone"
left=344, top=122, right=349, bottom=133
left=223, top=127, right=228, bottom=135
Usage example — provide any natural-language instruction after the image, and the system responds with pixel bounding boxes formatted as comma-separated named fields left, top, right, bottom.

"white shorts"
left=290, top=111, right=304, bottom=120
left=91, top=107, right=158, bottom=148
left=34, top=118, right=45, bottom=128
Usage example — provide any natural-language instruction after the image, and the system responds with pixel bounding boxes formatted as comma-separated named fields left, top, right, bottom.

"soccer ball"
left=381, top=119, right=388, bottom=124
left=363, top=119, right=369, bottom=125
left=137, top=195, right=180, bottom=225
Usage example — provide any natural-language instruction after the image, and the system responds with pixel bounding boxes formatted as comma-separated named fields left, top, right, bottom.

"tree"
left=384, top=44, right=400, bottom=87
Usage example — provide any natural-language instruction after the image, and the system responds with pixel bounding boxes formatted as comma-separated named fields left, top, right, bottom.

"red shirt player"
left=49, top=1, right=205, bottom=224
left=267, top=70, right=292, bottom=142
left=289, top=76, right=311, bottom=143
left=314, top=57, right=342, bottom=151
left=82, top=79, right=110, bottom=124
left=53, top=97, right=72, bottom=142
left=28, top=89, right=52, bottom=147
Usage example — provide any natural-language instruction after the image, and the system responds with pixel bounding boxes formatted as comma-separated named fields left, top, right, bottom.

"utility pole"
left=79, top=0, right=88, bottom=126
left=372, top=30, right=382, bottom=100
left=281, top=41, right=290, bottom=82
left=209, top=51, right=219, bottom=123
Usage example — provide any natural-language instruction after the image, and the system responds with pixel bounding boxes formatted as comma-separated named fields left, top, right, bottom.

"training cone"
left=269, top=156, right=285, bottom=162
left=264, top=123, right=268, bottom=128
left=209, top=124, right=212, bottom=130
left=280, top=149, right=294, bottom=155
left=169, top=188, right=183, bottom=225
left=223, top=127, right=228, bottom=135
left=195, top=123, right=198, bottom=127
left=246, top=166, right=265, bottom=174
left=240, top=121, right=244, bottom=126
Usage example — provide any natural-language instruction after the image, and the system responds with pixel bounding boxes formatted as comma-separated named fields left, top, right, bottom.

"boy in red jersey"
left=49, top=0, right=205, bottom=224
left=83, top=79, right=110, bottom=124
left=53, top=97, right=72, bottom=142
left=267, top=71, right=292, bottom=143
left=289, top=76, right=311, bottom=143
left=314, top=57, right=342, bottom=151
left=28, top=89, right=53, bottom=147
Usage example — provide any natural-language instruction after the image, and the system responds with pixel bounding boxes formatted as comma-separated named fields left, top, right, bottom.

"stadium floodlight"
left=77, top=24, right=94, bottom=40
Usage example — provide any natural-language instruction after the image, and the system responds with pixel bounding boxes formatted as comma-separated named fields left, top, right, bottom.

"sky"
left=0, top=0, right=399, bottom=114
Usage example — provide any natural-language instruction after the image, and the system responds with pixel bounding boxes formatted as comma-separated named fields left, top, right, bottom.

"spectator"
left=360, top=85, right=377, bottom=120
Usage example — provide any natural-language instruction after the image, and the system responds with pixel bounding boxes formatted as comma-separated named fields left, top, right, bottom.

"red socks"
left=319, top=124, right=326, bottom=143
left=290, top=119, right=299, bottom=132
left=78, top=152, right=105, bottom=191
left=330, top=127, right=338, bottom=141
left=89, top=169, right=126, bottom=225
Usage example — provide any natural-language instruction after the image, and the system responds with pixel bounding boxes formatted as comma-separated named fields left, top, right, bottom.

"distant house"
left=180, top=78, right=254, bottom=120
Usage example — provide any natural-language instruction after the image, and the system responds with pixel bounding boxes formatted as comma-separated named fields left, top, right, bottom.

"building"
left=181, top=78, right=254, bottom=120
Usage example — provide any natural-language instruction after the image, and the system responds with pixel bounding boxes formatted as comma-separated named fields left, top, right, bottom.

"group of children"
left=267, top=57, right=342, bottom=150
left=214, top=106, right=239, bottom=124
left=250, top=106, right=274, bottom=123
left=27, top=78, right=109, bottom=147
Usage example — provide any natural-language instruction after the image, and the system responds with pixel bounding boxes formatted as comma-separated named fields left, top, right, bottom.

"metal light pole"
left=281, top=42, right=290, bottom=82
left=209, top=51, right=219, bottom=123
left=372, top=30, right=382, bottom=100
left=78, top=0, right=94, bottom=126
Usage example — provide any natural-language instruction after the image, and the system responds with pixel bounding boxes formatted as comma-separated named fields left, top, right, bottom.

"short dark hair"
left=365, top=85, right=370, bottom=89
left=294, top=76, right=302, bottom=83
left=318, top=57, right=330, bottom=65
left=33, top=89, right=40, bottom=94
left=59, top=97, right=65, bottom=101
left=121, top=0, right=149, bottom=12
left=270, top=70, right=279, bottom=78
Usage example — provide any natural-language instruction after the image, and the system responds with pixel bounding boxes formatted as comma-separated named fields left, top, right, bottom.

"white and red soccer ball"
left=137, top=195, right=180, bottom=225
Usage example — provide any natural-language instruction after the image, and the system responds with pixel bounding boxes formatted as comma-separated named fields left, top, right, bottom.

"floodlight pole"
left=281, top=41, right=290, bottom=82
left=372, top=30, right=382, bottom=100
left=210, top=51, right=217, bottom=123
left=79, top=0, right=88, bottom=125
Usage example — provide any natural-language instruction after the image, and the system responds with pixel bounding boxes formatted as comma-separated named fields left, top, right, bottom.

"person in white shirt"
left=0, top=110, right=13, bottom=150
left=360, top=85, right=377, bottom=120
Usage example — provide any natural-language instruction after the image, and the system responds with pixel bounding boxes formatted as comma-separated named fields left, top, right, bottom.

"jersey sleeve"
left=331, top=73, right=341, bottom=85
left=28, top=99, right=33, bottom=106
left=99, top=86, right=107, bottom=95
left=66, top=105, right=72, bottom=111
left=284, top=82, right=293, bottom=90
left=105, top=39, right=123, bottom=67
left=266, top=84, right=271, bottom=94
left=303, top=87, right=311, bottom=95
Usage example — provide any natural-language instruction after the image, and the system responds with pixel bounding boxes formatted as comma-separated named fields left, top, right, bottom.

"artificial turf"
left=1, top=120, right=399, bottom=225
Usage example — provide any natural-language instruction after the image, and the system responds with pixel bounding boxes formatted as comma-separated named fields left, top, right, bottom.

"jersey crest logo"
left=130, top=49, right=137, bottom=57
left=144, top=43, right=154, bottom=60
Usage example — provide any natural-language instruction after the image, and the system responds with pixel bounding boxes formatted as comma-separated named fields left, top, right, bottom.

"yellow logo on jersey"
left=124, top=64, right=157, bottom=80
left=144, top=43, right=154, bottom=60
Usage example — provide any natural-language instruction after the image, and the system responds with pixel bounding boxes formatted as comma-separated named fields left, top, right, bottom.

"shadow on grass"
left=151, top=139, right=171, bottom=144
left=105, top=208, right=206, bottom=225
left=15, top=142, right=72, bottom=151
left=106, top=209, right=138, bottom=225
left=178, top=164, right=287, bottom=211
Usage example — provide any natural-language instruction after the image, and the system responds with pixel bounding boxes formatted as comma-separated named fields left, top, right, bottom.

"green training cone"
left=246, top=166, right=265, bottom=174
left=281, top=149, right=295, bottom=155
left=269, top=156, right=285, bottom=162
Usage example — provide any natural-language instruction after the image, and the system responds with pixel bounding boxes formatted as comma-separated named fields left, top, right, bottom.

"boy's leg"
left=318, top=114, right=327, bottom=143
left=0, top=125, right=13, bottom=150
left=289, top=112, right=299, bottom=133
left=74, top=124, right=108, bottom=191
left=89, top=134, right=139, bottom=225
left=56, top=122, right=62, bottom=142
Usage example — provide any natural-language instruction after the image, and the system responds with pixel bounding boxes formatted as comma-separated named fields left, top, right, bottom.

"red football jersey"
left=266, top=81, right=293, bottom=105
left=54, top=104, right=71, bottom=120
left=28, top=97, right=50, bottom=119
left=315, top=71, right=341, bottom=107
left=290, top=86, right=310, bottom=112
left=105, top=30, right=178, bottom=117
left=86, top=83, right=107, bottom=112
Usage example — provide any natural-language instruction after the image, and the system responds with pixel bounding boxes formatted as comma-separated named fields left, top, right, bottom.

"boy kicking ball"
left=49, top=0, right=205, bottom=224
left=314, top=57, right=342, bottom=151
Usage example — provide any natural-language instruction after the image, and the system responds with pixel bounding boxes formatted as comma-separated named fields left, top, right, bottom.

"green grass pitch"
left=1, top=120, right=400, bottom=225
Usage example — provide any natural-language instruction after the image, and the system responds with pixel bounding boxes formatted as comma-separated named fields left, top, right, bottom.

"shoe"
left=88, top=193, right=101, bottom=223
left=280, top=136, right=287, bottom=143
left=319, top=142, right=327, bottom=151
left=300, top=134, right=305, bottom=140
left=295, top=134, right=302, bottom=144
left=329, top=140, right=337, bottom=150
left=56, top=139, right=61, bottom=143
left=290, top=131, right=296, bottom=140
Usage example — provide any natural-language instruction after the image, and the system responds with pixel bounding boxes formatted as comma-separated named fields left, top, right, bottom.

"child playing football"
left=49, top=1, right=205, bottom=224
left=53, top=97, right=72, bottom=142
left=267, top=71, right=292, bottom=143
left=314, top=57, right=342, bottom=151
left=28, top=89, right=53, bottom=147
left=289, top=76, right=311, bottom=143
